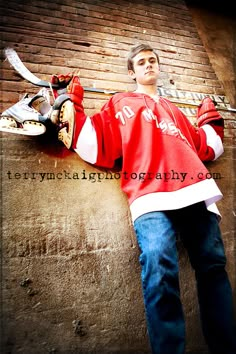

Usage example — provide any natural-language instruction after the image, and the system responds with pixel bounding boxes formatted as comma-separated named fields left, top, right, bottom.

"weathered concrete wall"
left=187, top=0, right=236, bottom=108
left=1, top=0, right=235, bottom=353
left=187, top=0, right=236, bottom=309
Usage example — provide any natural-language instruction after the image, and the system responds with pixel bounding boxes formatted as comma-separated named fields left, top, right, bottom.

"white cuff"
left=201, top=124, right=224, bottom=160
left=74, top=117, right=98, bottom=163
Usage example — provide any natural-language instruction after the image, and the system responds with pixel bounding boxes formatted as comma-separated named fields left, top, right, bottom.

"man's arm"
left=196, top=96, right=224, bottom=161
left=170, top=97, right=224, bottom=162
left=51, top=74, right=122, bottom=168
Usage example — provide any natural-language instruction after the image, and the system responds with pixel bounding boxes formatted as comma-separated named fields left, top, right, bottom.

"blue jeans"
left=134, top=202, right=236, bottom=354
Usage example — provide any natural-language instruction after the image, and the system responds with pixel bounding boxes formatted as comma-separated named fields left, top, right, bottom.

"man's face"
left=128, top=50, right=160, bottom=85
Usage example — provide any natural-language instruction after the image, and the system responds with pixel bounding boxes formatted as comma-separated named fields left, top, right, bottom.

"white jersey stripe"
left=201, top=124, right=224, bottom=160
left=74, top=117, right=98, bottom=164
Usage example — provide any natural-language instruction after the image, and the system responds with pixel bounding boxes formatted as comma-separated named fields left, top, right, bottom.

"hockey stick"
left=4, top=47, right=236, bottom=112
left=4, top=47, right=118, bottom=94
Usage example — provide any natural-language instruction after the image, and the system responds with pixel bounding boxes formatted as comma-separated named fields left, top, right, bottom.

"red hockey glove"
left=49, top=74, right=85, bottom=150
left=197, top=97, right=224, bottom=141
left=51, top=73, right=74, bottom=98
left=66, top=75, right=84, bottom=110
left=51, top=74, right=84, bottom=109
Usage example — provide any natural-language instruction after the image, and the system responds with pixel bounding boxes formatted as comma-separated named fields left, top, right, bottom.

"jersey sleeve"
left=171, top=103, right=224, bottom=161
left=73, top=97, right=122, bottom=168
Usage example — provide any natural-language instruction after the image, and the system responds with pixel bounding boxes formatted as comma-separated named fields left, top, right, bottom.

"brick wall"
left=1, top=0, right=235, bottom=353
left=0, top=0, right=227, bottom=103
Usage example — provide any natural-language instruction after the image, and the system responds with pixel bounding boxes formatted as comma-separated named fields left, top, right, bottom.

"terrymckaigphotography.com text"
left=6, top=169, right=222, bottom=183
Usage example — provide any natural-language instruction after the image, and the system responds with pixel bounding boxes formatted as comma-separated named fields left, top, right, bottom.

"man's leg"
left=134, top=211, right=185, bottom=354
left=178, top=203, right=236, bottom=354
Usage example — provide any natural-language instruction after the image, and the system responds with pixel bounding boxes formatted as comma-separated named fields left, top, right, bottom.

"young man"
left=48, top=43, right=236, bottom=354
left=3, top=44, right=236, bottom=354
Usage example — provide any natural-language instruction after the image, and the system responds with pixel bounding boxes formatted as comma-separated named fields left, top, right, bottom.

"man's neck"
left=135, top=84, right=158, bottom=96
left=134, top=84, right=159, bottom=101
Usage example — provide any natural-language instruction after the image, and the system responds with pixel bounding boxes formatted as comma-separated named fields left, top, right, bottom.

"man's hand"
left=50, top=73, right=73, bottom=98
left=50, top=73, right=84, bottom=107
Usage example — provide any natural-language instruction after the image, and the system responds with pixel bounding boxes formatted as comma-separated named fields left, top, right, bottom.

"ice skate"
left=50, top=94, right=75, bottom=149
left=47, top=73, right=83, bottom=149
left=0, top=89, right=52, bottom=136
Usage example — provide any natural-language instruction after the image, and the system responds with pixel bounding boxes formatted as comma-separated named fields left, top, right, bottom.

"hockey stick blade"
left=4, top=47, right=59, bottom=89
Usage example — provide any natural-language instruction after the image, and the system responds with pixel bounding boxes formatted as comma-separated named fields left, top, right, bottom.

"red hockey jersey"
left=73, top=92, right=223, bottom=222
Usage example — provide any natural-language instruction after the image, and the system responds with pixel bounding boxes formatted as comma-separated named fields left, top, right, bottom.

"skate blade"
left=58, top=100, right=75, bottom=149
left=0, top=116, right=18, bottom=128
left=23, top=121, right=46, bottom=135
left=0, top=118, right=46, bottom=136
